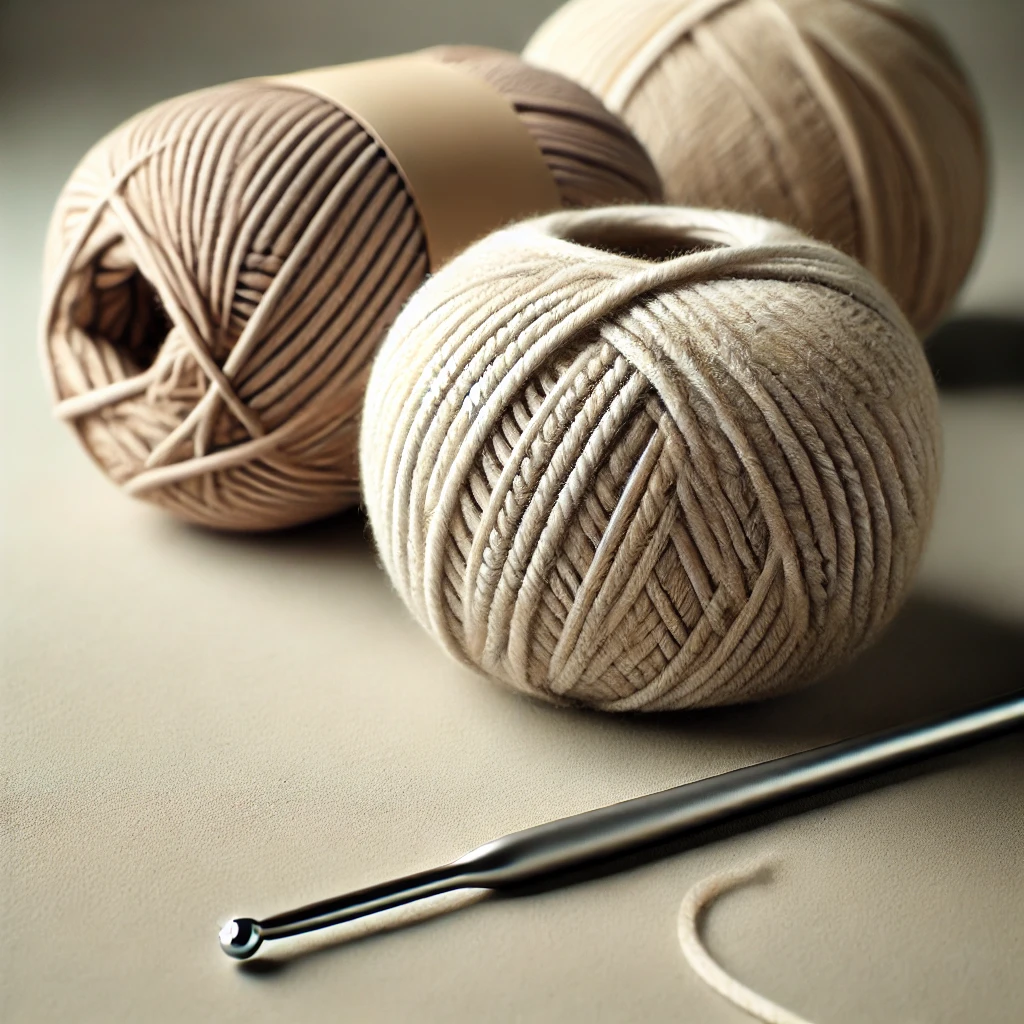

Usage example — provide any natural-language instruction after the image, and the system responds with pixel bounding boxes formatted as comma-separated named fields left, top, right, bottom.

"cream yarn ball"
left=360, top=206, right=941, bottom=711
left=40, top=47, right=660, bottom=532
left=524, top=0, right=988, bottom=335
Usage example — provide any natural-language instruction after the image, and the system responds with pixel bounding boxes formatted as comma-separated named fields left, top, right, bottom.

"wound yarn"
left=524, top=0, right=988, bottom=335
left=360, top=206, right=940, bottom=711
left=41, top=46, right=661, bottom=532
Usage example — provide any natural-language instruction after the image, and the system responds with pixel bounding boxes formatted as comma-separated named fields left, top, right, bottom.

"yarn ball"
left=360, top=206, right=941, bottom=711
left=41, top=47, right=661, bottom=532
left=524, top=0, right=988, bottom=335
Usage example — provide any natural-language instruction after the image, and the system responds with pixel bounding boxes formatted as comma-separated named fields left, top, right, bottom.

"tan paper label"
left=270, top=56, right=562, bottom=268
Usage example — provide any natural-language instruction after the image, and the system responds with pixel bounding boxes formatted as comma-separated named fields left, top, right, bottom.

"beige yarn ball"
left=41, top=47, right=661, bottom=532
left=524, top=0, right=988, bottom=335
left=360, top=206, right=941, bottom=711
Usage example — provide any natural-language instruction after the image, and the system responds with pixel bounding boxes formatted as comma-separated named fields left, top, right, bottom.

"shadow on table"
left=927, top=314, right=1024, bottom=390
left=629, top=594, right=1024, bottom=747
left=174, top=502, right=375, bottom=556
left=236, top=592, right=1024, bottom=975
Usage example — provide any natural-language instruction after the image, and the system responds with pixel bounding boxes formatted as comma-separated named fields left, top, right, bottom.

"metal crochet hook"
left=220, top=687, right=1024, bottom=959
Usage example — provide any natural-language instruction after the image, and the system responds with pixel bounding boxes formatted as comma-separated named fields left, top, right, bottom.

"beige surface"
left=2, top=1, right=1023, bottom=1022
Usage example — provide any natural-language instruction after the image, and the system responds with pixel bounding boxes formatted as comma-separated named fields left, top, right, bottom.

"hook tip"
left=219, top=917, right=263, bottom=959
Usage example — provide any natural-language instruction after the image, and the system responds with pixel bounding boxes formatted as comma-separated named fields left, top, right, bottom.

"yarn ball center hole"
left=557, top=220, right=727, bottom=263
left=68, top=244, right=172, bottom=375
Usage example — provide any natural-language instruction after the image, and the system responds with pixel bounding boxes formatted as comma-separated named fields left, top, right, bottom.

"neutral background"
left=2, top=1, right=1022, bottom=1021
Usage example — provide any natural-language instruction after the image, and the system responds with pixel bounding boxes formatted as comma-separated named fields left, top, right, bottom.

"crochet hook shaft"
left=220, top=687, right=1024, bottom=959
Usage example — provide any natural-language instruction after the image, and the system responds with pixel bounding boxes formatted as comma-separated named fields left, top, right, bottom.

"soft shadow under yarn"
left=631, top=594, right=1024, bottom=746
left=927, top=315, right=1024, bottom=390
left=500, top=594, right=1024, bottom=897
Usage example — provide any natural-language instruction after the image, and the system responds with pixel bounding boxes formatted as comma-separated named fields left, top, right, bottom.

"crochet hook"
left=220, top=687, right=1024, bottom=959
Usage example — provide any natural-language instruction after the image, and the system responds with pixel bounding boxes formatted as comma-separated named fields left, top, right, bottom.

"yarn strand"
left=677, top=861, right=815, bottom=1024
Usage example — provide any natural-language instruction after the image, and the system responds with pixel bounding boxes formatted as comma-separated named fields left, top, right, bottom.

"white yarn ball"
left=361, top=206, right=940, bottom=711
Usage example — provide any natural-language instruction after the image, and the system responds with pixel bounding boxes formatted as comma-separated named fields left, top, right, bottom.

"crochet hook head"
left=218, top=863, right=464, bottom=959
left=219, top=918, right=263, bottom=960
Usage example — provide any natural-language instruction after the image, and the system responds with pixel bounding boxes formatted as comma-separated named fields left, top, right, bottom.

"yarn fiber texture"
left=360, top=206, right=940, bottom=711
left=41, top=47, right=661, bottom=532
left=524, top=0, right=988, bottom=335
